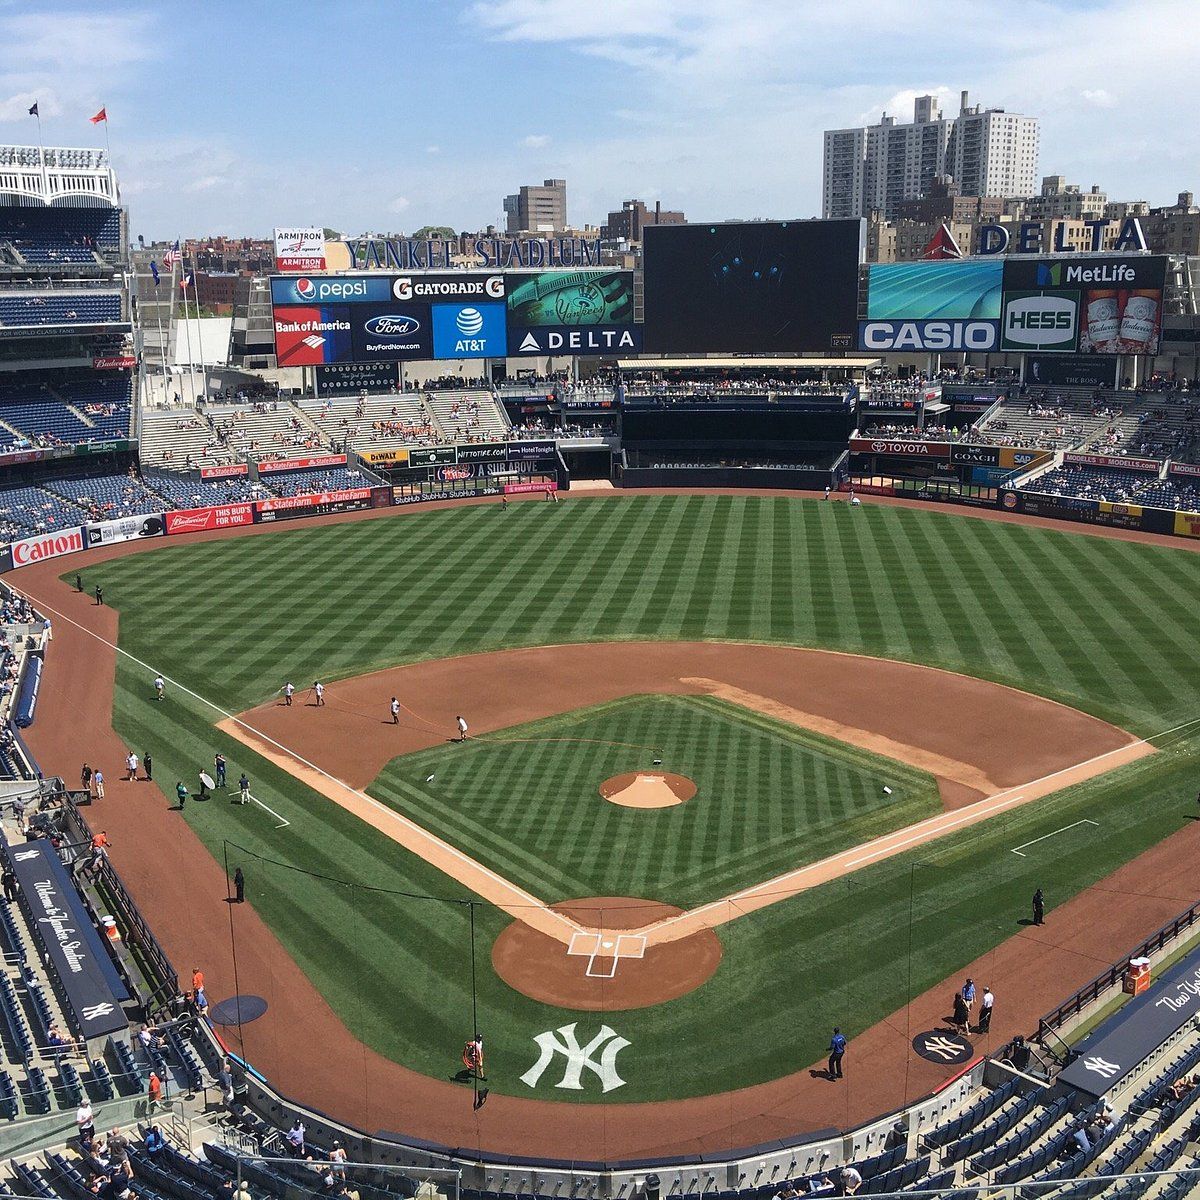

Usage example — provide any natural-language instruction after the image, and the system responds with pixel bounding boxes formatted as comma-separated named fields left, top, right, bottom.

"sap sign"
left=431, top=302, right=506, bottom=359
left=1001, top=292, right=1078, bottom=351
left=858, top=320, right=999, bottom=352
left=976, top=217, right=1147, bottom=256
left=270, top=275, right=392, bottom=305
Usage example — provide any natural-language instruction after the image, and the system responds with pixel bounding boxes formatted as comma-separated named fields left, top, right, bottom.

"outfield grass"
left=368, top=695, right=940, bottom=908
left=74, top=496, right=1200, bottom=1102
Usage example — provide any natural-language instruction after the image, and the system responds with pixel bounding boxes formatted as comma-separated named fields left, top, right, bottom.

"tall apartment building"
left=503, top=178, right=567, bottom=233
left=822, top=91, right=1038, bottom=219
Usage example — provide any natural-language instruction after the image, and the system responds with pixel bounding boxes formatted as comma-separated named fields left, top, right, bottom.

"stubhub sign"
left=431, top=302, right=506, bottom=359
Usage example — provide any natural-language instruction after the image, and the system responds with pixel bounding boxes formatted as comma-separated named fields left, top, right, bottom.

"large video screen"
left=506, top=270, right=639, bottom=355
left=642, top=220, right=861, bottom=354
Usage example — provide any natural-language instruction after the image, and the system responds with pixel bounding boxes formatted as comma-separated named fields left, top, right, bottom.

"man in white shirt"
left=979, top=986, right=995, bottom=1033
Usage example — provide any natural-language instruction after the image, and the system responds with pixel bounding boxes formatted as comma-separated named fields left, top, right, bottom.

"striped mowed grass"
left=74, top=495, right=1200, bottom=1101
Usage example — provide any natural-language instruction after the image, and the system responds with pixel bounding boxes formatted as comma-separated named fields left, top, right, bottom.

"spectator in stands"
left=286, top=1118, right=307, bottom=1157
left=137, top=1022, right=165, bottom=1054
left=143, top=1125, right=165, bottom=1160
left=1, top=864, right=16, bottom=902
left=1167, top=1074, right=1197, bottom=1102
left=147, top=1069, right=162, bottom=1107
left=218, top=1059, right=235, bottom=1107
left=105, top=1127, right=132, bottom=1179
left=76, top=1098, right=95, bottom=1142
left=837, top=1166, right=862, bottom=1196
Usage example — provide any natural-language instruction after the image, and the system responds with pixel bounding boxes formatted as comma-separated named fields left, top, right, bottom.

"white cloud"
left=522, top=133, right=550, bottom=148
left=388, top=196, right=411, bottom=214
left=0, top=90, right=60, bottom=122
left=425, top=145, right=441, bottom=154
left=184, top=175, right=228, bottom=194
left=1081, top=89, right=1116, bottom=108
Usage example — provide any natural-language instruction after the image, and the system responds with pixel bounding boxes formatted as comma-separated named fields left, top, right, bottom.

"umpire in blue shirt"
left=828, top=1027, right=847, bottom=1079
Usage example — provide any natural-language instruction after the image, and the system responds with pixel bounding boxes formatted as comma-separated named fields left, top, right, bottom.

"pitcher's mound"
left=600, top=772, right=696, bottom=808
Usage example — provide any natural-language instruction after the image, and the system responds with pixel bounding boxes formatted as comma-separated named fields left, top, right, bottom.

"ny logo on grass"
left=520, top=1023, right=630, bottom=1093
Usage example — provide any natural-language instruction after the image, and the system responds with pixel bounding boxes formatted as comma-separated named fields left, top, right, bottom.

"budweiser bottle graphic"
left=1118, top=290, right=1160, bottom=353
left=1085, top=289, right=1121, bottom=352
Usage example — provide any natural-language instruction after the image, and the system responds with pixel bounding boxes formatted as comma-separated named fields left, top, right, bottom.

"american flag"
left=162, top=240, right=182, bottom=265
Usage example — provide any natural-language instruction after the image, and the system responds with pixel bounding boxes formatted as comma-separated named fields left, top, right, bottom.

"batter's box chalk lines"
left=568, top=930, right=647, bottom=978
left=1010, top=818, right=1098, bottom=857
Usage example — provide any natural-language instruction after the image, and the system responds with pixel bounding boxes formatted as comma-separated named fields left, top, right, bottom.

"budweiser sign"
left=257, top=453, right=347, bottom=475
left=92, top=356, right=136, bottom=370
left=164, top=504, right=254, bottom=534
left=11, top=528, right=84, bottom=567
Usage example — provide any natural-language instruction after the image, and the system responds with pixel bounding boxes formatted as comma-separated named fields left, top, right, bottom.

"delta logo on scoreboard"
left=274, top=227, right=326, bottom=273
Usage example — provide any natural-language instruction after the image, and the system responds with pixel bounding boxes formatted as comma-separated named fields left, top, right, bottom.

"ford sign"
left=365, top=314, right=421, bottom=337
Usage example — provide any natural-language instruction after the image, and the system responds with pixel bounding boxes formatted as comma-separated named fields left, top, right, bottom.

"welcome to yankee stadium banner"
left=6, top=840, right=130, bottom=1037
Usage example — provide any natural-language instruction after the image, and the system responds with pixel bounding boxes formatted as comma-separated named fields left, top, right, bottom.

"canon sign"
left=11, top=528, right=83, bottom=567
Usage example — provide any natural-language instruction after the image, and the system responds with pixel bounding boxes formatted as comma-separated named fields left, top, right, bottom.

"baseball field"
left=22, top=492, right=1200, bottom=1150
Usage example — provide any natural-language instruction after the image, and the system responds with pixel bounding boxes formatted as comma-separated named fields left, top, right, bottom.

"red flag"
left=90, top=107, right=107, bottom=125
left=921, top=223, right=963, bottom=260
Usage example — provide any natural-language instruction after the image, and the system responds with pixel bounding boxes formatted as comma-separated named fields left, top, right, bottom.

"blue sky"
left=0, top=0, right=1194, bottom=240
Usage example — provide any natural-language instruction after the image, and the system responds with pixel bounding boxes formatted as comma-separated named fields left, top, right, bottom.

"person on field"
left=390, top=697, right=400, bottom=724
left=94, top=585, right=104, bottom=606
left=238, top=773, right=250, bottom=805
left=456, top=715, right=468, bottom=742
left=214, top=753, right=227, bottom=789
left=1032, top=887, right=1045, bottom=925
left=978, top=986, right=995, bottom=1033
left=93, top=768, right=105, bottom=801
left=961, top=977, right=976, bottom=1013
left=81, top=763, right=92, bottom=792
left=143, top=752, right=152, bottom=781
left=314, top=681, right=325, bottom=707
left=125, top=751, right=138, bottom=781
left=154, top=675, right=165, bottom=701
left=175, top=781, right=187, bottom=810
left=952, top=990, right=971, bottom=1035
left=233, top=867, right=245, bottom=903
left=283, top=681, right=295, bottom=706
left=827, top=1027, right=846, bottom=1079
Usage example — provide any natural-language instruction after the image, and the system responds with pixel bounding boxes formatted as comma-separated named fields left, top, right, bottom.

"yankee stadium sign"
left=348, top=236, right=601, bottom=271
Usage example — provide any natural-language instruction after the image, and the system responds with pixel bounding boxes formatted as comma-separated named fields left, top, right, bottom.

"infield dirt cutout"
left=218, top=640, right=1152, bottom=1007
left=600, top=772, right=696, bottom=809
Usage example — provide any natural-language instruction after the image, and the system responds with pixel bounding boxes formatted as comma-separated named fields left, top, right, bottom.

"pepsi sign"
left=270, top=275, right=392, bottom=305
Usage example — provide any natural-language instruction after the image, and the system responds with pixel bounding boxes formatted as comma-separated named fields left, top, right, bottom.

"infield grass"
left=368, top=694, right=940, bottom=908
left=71, top=495, right=1200, bottom=1102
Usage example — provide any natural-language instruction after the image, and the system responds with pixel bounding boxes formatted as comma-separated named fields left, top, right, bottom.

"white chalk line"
left=30, top=590, right=1200, bottom=945
left=1010, top=819, right=1098, bottom=857
left=31, top=594, right=581, bottom=940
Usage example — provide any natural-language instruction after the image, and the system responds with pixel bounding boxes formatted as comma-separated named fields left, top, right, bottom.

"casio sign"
left=860, top=320, right=998, bottom=352
left=364, top=314, right=420, bottom=337
left=1004, top=295, right=1077, bottom=347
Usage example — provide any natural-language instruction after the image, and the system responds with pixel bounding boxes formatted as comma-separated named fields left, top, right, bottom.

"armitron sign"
left=11, top=528, right=83, bottom=566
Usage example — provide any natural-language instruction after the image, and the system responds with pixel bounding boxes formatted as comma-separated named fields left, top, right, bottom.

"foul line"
left=1010, top=819, right=1098, bottom=857
left=30, top=593, right=582, bottom=944
left=243, top=790, right=290, bottom=830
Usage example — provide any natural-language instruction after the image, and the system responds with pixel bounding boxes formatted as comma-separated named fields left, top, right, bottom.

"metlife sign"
left=1001, top=290, right=1079, bottom=352
left=858, top=320, right=999, bottom=352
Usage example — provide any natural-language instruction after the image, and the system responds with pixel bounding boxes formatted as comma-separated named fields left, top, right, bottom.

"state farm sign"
left=11, top=528, right=84, bottom=567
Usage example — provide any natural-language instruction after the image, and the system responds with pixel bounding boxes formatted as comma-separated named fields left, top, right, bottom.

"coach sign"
left=6, top=840, right=129, bottom=1039
left=1060, top=945, right=1200, bottom=1099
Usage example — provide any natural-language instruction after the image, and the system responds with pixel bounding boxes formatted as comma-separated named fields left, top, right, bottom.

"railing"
left=1035, top=895, right=1200, bottom=1043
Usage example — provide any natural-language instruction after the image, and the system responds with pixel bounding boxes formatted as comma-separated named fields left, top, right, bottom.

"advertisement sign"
left=1063, top=452, right=1159, bottom=472
left=273, top=305, right=354, bottom=366
left=85, top=514, right=165, bottom=547
left=1001, top=257, right=1166, bottom=355
left=504, top=480, right=557, bottom=495
left=358, top=448, right=409, bottom=468
left=408, top=446, right=458, bottom=467
left=393, top=486, right=502, bottom=505
left=274, top=227, right=327, bottom=273
left=348, top=304, right=433, bottom=362
left=1026, top=354, right=1117, bottom=389
left=316, top=362, right=400, bottom=396
left=642, top=220, right=861, bottom=354
left=164, top=504, right=255, bottom=535
left=92, top=355, right=137, bottom=370
left=431, top=302, right=507, bottom=359
left=436, top=465, right=476, bottom=483
left=507, top=271, right=634, bottom=326
left=1001, top=290, right=1079, bottom=352
left=509, top=325, right=643, bottom=355
left=199, top=463, right=249, bottom=479
left=1174, top=511, right=1200, bottom=539
left=859, top=320, right=998, bottom=352
left=458, top=440, right=555, bottom=464
left=255, top=486, right=388, bottom=522
left=998, top=447, right=1050, bottom=471
left=866, top=260, right=1005, bottom=321
left=257, top=453, right=347, bottom=475
left=394, top=274, right=505, bottom=301
left=1168, top=463, right=1200, bottom=479
left=10, top=528, right=84, bottom=568
left=270, top=275, right=394, bottom=306
left=950, top=445, right=1000, bottom=467
left=849, top=438, right=951, bottom=459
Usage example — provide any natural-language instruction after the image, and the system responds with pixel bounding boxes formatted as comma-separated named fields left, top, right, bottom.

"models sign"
left=274, top=227, right=326, bottom=273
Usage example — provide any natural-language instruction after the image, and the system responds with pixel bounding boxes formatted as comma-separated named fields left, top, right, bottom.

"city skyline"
left=0, top=0, right=1194, bottom=240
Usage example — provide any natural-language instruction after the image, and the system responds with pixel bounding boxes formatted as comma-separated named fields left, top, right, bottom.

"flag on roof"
left=90, top=107, right=107, bottom=125
left=180, top=270, right=194, bottom=291
left=149, top=261, right=160, bottom=286
left=162, top=240, right=182, bottom=265
left=28, top=103, right=38, bottom=118
left=921, top=223, right=963, bottom=260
